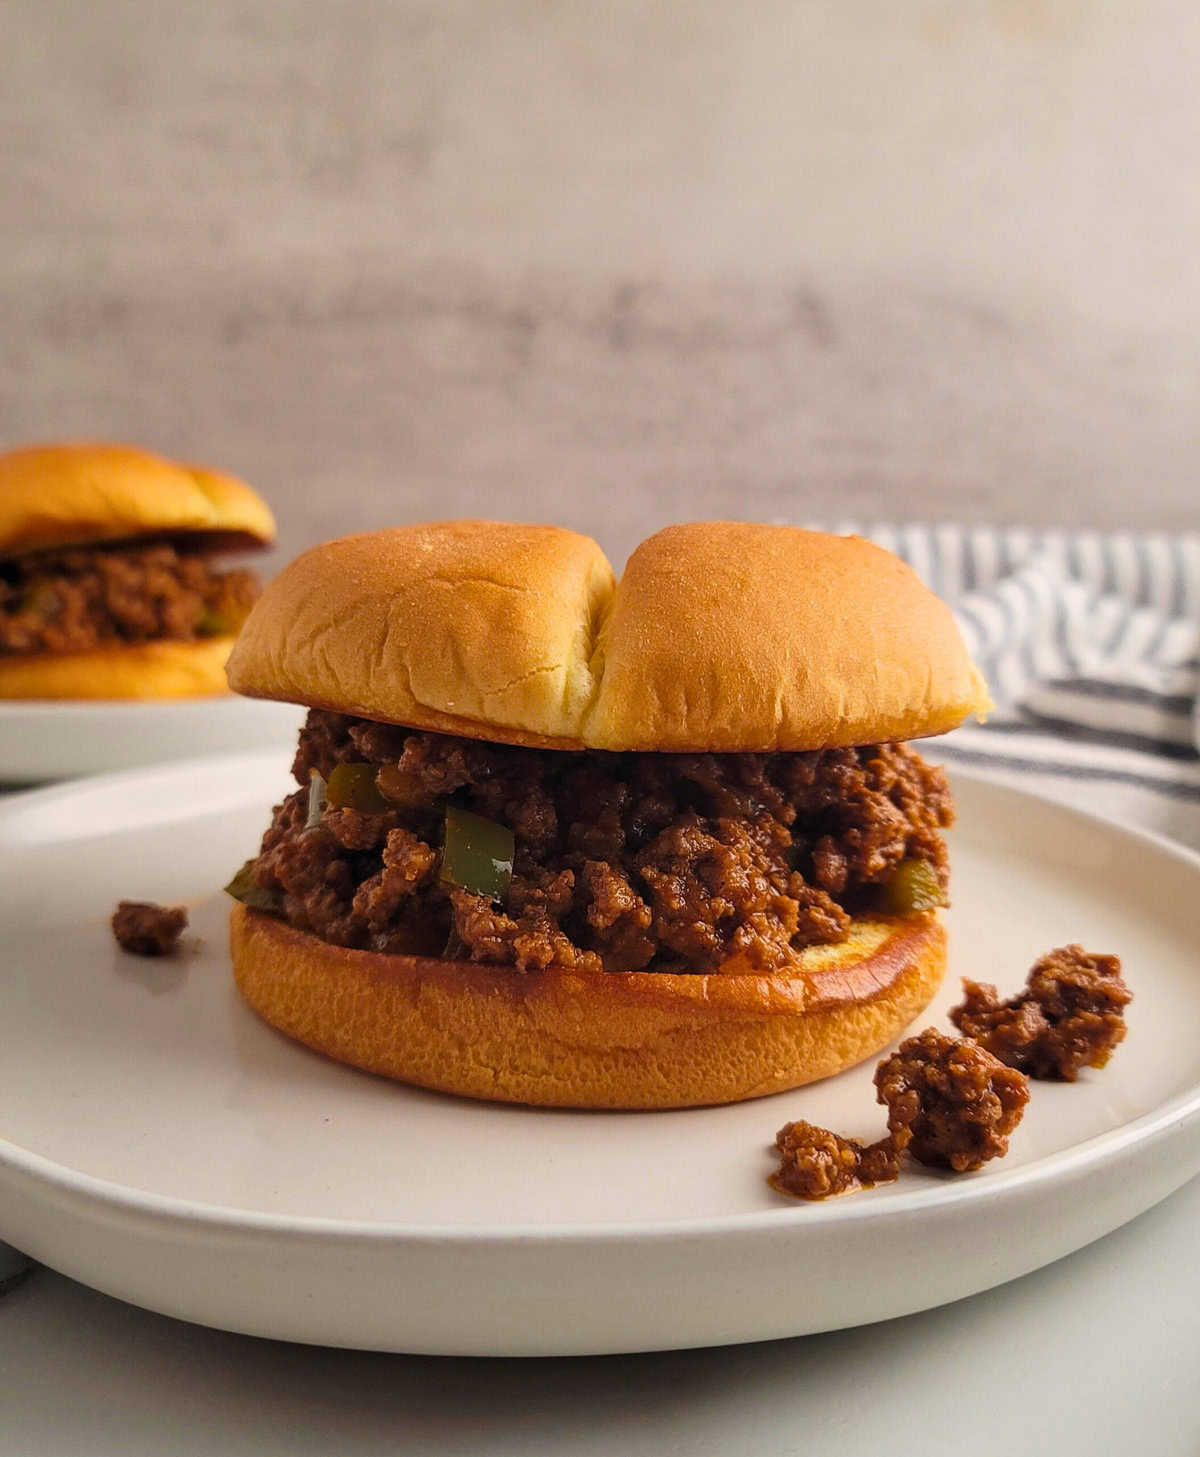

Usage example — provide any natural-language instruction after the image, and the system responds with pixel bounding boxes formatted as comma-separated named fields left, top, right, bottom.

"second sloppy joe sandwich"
left=0, top=442, right=275, bottom=699
left=224, top=521, right=989, bottom=1109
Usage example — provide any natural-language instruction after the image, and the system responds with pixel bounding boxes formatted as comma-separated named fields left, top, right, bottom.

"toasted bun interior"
left=0, top=442, right=276, bottom=556
left=227, top=521, right=989, bottom=751
left=0, top=637, right=238, bottom=699
left=230, top=903, right=948, bottom=1109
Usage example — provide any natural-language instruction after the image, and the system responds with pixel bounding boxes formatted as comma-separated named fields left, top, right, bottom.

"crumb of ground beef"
left=950, top=945, right=1131, bottom=1082
left=244, top=710, right=954, bottom=973
left=769, top=1029, right=1029, bottom=1201
left=874, top=1028, right=1030, bottom=1172
left=112, top=900, right=188, bottom=956
left=0, top=544, right=259, bottom=656
left=770, top=1120, right=905, bottom=1200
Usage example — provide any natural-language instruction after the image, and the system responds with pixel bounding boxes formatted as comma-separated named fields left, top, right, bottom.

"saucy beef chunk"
left=771, top=1120, right=904, bottom=1200
left=0, top=543, right=259, bottom=655
left=769, top=950, right=1125, bottom=1202
left=770, top=1029, right=1029, bottom=1202
left=950, top=945, right=1131, bottom=1081
left=875, top=1028, right=1030, bottom=1172
left=247, top=710, right=954, bottom=974
left=111, top=900, right=188, bottom=956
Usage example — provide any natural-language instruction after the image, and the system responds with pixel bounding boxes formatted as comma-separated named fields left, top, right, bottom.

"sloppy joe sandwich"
left=224, top=521, right=989, bottom=1109
left=0, top=442, right=275, bottom=698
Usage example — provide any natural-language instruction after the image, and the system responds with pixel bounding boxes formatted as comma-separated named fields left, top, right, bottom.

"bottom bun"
left=0, top=637, right=236, bottom=699
left=230, top=903, right=947, bottom=1109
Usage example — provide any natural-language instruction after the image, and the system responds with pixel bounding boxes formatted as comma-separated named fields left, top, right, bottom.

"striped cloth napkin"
left=810, top=524, right=1200, bottom=851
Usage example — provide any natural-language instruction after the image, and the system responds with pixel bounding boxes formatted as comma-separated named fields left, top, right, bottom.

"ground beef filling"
left=0, top=543, right=260, bottom=655
left=245, top=710, right=954, bottom=975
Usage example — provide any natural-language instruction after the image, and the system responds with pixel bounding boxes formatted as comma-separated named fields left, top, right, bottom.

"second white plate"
left=0, top=696, right=303, bottom=782
left=0, top=754, right=1196, bottom=1355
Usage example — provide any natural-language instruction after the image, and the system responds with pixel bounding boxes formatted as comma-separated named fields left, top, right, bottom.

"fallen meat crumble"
left=770, top=945, right=1133, bottom=1201
left=771, top=1028, right=1031, bottom=1199
left=236, top=710, right=955, bottom=975
left=771, top=1121, right=904, bottom=1200
left=0, top=543, right=259, bottom=655
left=950, top=944, right=1131, bottom=1081
left=112, top=900, right=189, bottom=956
left=875, top=1027, right=1030, bottom=1173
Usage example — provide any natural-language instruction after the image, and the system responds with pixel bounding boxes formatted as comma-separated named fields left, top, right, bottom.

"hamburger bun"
left=228, top=520, right=989, bottom=751
left=230, top=902, right=948, bottom=1109
left=0, top=635, right=238, bottom=699
left=0, top=441, right=275, bottom=557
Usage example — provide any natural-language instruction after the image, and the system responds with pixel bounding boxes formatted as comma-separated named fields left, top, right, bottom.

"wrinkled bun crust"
left=0, top=636, right=237, bottom=699
left=0, top=442, right=276, bottom=557
left=228, top=521, right=989, bottom=751
left=230, top=904, right=947, bottom=1108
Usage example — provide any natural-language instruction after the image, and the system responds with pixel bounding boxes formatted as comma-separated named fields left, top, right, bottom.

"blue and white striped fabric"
left=809, top=524, right=1200, bottom=850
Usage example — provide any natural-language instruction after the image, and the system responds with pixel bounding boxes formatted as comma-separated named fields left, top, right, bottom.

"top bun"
left=0, top=442, right=276, bottom=557
left=227, top=520, right=989, bottom=752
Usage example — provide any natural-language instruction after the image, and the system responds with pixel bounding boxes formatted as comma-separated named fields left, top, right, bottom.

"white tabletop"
left=1, top=1173, right=1197, bottom=1455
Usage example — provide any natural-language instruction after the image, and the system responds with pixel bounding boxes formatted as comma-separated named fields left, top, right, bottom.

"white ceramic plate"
left=0, top=753, right=1196, bottom=1357
left=0, top=697, right=304, bottom=782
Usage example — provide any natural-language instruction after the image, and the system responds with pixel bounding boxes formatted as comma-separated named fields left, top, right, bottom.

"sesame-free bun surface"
left=0, top=442, right=275, bottom=557
left=0, top=636, right=237, bottom=699
left=228, top=521, right=989, bottom=751
left=230, top=903, right=947, bottom=1109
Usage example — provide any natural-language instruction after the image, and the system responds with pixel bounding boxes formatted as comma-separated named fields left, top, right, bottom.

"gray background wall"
left=4, top=0, right=1197, bottom=567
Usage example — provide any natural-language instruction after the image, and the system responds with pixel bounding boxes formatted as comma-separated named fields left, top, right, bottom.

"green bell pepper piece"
left=878, top=857, right=944, bottom=915
left=224, top=858, right=282, bottom=913
left=326, top=762, right=392, bottom=814
left=439, top=805, right=514, bottom=902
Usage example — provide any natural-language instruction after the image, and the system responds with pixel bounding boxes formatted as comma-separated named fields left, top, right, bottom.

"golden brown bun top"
left=0, top=442, right=276, bottom=557
left=227, top=520, right=990, bottom=751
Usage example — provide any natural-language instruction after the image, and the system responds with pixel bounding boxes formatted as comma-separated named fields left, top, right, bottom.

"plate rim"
left=0, top=743, right=291, bottom=809
left=1, top=756, right=1197, bottom=1245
